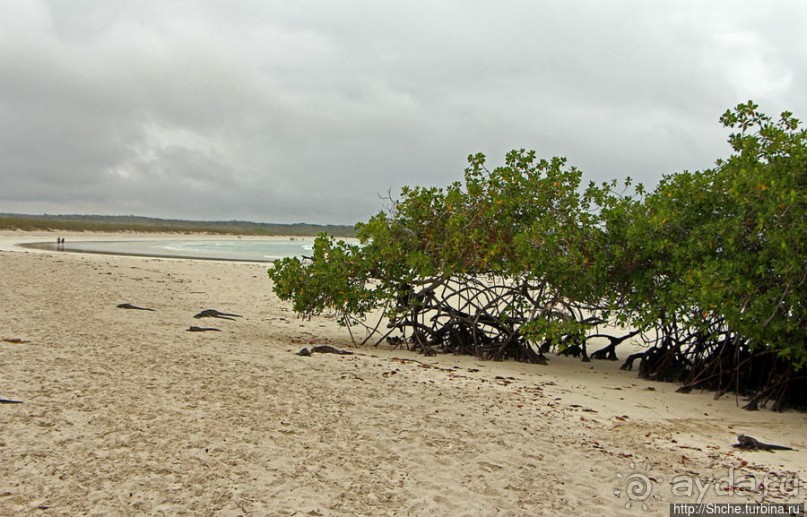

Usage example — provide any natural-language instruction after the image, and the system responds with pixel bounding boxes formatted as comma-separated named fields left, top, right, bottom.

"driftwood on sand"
left=187, top=326, right=221, bottom=332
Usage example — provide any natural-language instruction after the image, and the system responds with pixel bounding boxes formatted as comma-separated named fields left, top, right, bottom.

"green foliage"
left=599, top=101, right=806, bottom=368
left=270, top=149, right=607, bottom=356
left=269, top=234, right=375, bottom=324
left=693, top=103, right=805, bottom=364
left=269, top=101, right=807, bottom=406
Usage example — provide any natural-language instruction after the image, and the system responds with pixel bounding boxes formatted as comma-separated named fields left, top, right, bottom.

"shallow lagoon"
left=23, top=238, right=322, bottom=262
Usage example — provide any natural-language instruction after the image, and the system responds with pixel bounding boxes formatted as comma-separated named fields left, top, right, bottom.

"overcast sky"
left=1, top=1, right=805, bottom=224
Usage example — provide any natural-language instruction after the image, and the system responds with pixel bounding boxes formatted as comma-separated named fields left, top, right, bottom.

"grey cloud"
left=1, top=0, right=805, bottom=224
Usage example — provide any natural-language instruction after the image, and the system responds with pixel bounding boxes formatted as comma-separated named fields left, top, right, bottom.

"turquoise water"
left=24, top=239, right=323, bottom=262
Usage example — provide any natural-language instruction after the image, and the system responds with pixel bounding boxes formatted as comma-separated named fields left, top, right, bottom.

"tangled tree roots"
left=385, top=278, right=807, bottom=410
left=589, top=329, right=642, bottom=361
left=621, top=331, right=807, bottom=411
left=384, top=275, right=602, bottom=365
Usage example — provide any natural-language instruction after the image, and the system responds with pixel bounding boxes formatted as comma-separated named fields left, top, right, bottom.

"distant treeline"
left=0, top=213, right=356, bottom=237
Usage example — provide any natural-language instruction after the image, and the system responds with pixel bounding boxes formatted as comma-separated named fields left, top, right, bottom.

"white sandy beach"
left=1, top=231, right=805, bottom=516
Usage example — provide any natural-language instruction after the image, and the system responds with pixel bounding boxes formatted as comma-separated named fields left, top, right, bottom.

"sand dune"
left=1, top=232, right=805, bottom=515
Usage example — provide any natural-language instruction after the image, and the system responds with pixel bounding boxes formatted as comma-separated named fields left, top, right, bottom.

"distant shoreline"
left=0, top=231, right=328, bottom=263
left=0, top=213, right=356, bottom=237
left=18, top=240, right=280, bottom=263
left=10, top=234, right=334, bottom=263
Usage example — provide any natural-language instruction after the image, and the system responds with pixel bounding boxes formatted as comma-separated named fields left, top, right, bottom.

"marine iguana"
left=117, top=303, right=156, bottom=311
left=193, top=309, right=242, bottom=321
left=311, top=345, right=353, bottom=355
left=297, top=345, right=353, bottom=356
left=733, top=434, right=794, bottom=452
